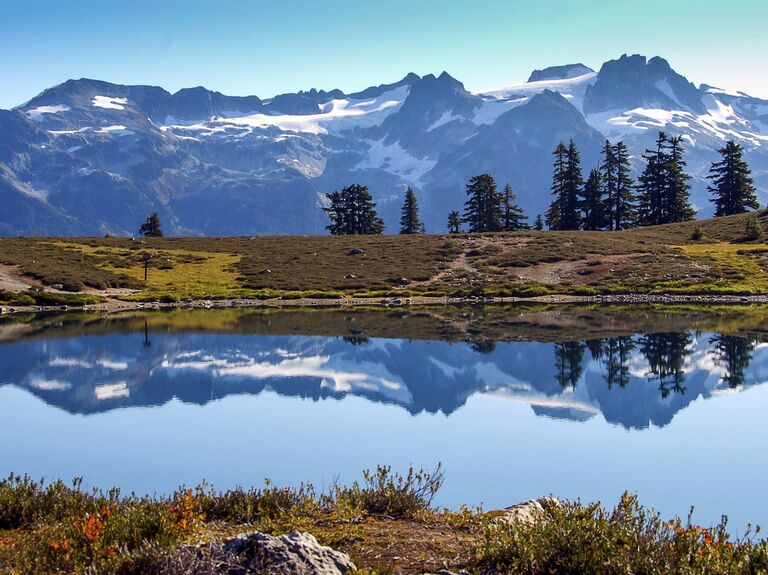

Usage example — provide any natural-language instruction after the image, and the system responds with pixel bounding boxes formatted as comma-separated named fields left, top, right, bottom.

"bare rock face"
left=170, top=530, right=356, bottom=575
left=222, top=530, right=356, bottom=575
left=493, top=497, right=560, bottom=527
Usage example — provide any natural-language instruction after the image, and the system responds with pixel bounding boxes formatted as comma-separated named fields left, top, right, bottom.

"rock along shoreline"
left=2, top=292, right=768, bottom=316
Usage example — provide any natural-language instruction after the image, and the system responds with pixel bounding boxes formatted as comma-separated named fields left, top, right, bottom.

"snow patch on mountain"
left=92, top=96, right=128, bottom=110
left=26, top=104, right=70, bottom=120
left=585, top=100, right=768, bottom=146
left=164, top=86, right=409, bottom=136
left=354, top=138, right=437, bottom=183
left=96, top=125, right=135, bottom=136
left=480, top=71, right=598, bottom=111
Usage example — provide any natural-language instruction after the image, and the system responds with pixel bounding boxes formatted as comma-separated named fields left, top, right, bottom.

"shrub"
left=746, top=216, right=764, bottom=242
left=691, top=225, right=705, bottom=241
left=198, top=481, right=317, bottom=524
left=333, top=464, right=444, bottom=519
left=478, top=492, right=768, bottom=575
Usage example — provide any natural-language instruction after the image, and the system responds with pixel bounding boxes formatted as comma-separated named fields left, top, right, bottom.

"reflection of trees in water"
left=470, top=340, right=497, bottom=355
left=710, top=334, right=757, bottom=388
left=554, top=341, right=586, bottom=389
left=557, top=331, right=759, bottom=399
left=637, top=332, right=692, bottom=398
left=588, top=336, right=636, bottom=389
left=342, top=335, right=370, bottom=346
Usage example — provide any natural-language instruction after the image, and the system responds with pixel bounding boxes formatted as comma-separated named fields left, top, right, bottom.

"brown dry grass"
left=0, top=211, right=765, bottom=299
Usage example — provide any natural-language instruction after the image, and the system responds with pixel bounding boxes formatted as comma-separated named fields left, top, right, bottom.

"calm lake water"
left=1, top=306, right=767, bottom=530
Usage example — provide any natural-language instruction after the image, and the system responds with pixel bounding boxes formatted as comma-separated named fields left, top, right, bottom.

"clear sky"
left=2, top=0, right=767, bottom=109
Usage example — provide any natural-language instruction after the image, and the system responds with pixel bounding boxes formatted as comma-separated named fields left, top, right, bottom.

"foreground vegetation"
left=0, top=211, right=766, bottom=305
left=1, top=468, right=766, bottom=574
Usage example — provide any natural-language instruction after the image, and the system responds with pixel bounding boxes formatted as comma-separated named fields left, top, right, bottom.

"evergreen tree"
left=533, top=214, right=544, bottom=231
left=462, top=173, right=502, bottom=233
left=637, top=132, right=668, bottom=226
left=139, top=212, right=163, bottom=237
left=546, top=142, right=567, bottom=230
left=666, top=135, right=696, bottom=223
left=607, top=141, right=636, bottom=230
left=599, top=140, right=616, bottom=228
left=500, top=184, right=529, bottom=231
left=323, top=183, right=384, bottom=235
left=399, top=187, right=423, bottom=234
left=447, top=210, right=462, bottom=234
left=708, top=140, right=759, bottom=216
left=710, top=334, right=756, bottom=388
left=581, top=169, right=606, bottom=231
left=637, top=132, right=695, bottom=225
left=546, top=141, right=583, bottom=230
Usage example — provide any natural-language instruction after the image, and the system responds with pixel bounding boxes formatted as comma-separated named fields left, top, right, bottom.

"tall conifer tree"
left=546, top=141, right=582, bottom=230
left=666, top=135, right=696, bottom=223
left=581, top=169, right=606, bottom=231
left=139, top=212, right=164, bottom=237
left=637, top=132, right=668, bottom=226
left=399, top=187, right=423, bottom=234
left=610, top=141, right=636, bottom=230
left=501, top=184, right=529, bottom=231
left=462, top=173, right=502, bottom=232
left=637, top=132, right=695, bottom=225
left=708, top=140, right=759, bottom=216
left=323, top=183, right=384, bottom=235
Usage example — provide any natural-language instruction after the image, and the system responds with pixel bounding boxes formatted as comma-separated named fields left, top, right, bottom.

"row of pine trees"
left=321, top=132, right=760, bottom=235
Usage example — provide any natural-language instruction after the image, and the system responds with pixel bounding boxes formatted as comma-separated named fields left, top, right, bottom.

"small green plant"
left=691, top=225, right=705, bottom=241
left=745, top=216, right=764, bottom=241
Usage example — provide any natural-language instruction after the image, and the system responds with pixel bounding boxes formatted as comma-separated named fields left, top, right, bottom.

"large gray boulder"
left=172, top=530, right=356, bottom=575
left=493, top=496, right=560, bottom=527
left=224, top=530, right=355, bottom=575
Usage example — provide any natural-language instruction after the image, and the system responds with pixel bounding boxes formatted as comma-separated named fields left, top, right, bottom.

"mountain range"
left=2, top=54, right=767, bottom=236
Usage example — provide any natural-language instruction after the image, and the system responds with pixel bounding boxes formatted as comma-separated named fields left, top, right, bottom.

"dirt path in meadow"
left=0, top=264, right=39, bottom=292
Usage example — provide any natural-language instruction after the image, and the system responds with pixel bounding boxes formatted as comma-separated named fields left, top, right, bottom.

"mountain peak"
left=527, top=64, right=594, bottom=83
left=584, top=54, right=704, bottom=114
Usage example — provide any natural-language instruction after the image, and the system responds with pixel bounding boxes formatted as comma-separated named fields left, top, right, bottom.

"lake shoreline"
left=2, top=292, right=768, bottom=315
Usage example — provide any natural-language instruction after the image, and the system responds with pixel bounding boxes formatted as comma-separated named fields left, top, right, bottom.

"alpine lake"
left=1, top=304, right=767, bottom=532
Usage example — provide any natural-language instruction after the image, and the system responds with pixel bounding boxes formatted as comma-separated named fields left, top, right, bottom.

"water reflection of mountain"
left=1, top=322, right=766, bottom=429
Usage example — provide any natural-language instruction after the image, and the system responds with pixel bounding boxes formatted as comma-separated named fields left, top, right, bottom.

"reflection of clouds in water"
left=49, top=357, right=131, bottom=371
left=29, top=375, right=71, bottom=391
left=161, top=352, right=410, bottom=404
left=94, top=382, right=129, bottom=400
left=481, top=388, right=600, bottom=417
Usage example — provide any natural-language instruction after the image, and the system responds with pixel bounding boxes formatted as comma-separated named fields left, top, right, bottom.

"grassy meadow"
left=0, top=211, right=766, bottom=305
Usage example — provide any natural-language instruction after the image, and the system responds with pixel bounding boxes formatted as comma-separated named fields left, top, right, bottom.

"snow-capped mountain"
left=1, top=54, right=766, bottom=235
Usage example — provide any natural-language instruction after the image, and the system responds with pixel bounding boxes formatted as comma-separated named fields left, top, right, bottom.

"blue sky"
left=1, top=0, right=767, bottom=109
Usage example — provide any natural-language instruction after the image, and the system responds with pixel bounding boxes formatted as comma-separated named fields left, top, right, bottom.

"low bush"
left=478, top=492, right=768, bottom=575
left=332, top=464, right=444, bottom=519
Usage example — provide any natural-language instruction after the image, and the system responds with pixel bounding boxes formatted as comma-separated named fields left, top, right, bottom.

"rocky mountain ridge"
left=1, top=54, right=767, bottom=235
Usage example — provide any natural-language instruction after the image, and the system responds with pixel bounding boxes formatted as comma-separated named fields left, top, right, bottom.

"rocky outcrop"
left=493, top=496, right=561, bottom=527
left=172, top=530, right=356, bottom=575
